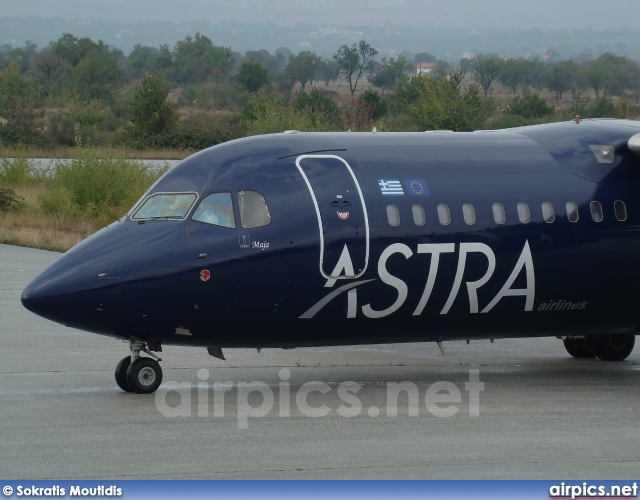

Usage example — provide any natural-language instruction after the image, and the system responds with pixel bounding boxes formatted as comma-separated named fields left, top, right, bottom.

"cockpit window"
left=238, top=190, right=271, bottom=228
left=131, top=193, right=197, bottom=220
left=192, top=192, right=236, bottom=228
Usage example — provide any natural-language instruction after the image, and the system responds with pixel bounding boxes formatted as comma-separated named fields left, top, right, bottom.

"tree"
left=591, top=53, right=638, bottom=96
left=370, top=56, right=411, bottom=93
left=413, top=52, right=437, bottom=64
left=244, top=50, right=280, bottom=75
left=459, top=58, right=472, bottom=75
left=333, top=40, right=378, bottom=96
left=498, top=58, right=531, bottom=94
left=582, top=58, right=611, bottom=97
left=0, top=62, right=42, bottom=116
left=545, top=60, right=575, bottom=100
left=149, top=44, right=173, bottom=78
left=274, top=70, right=296, bottom=92
left=118, top=73, right=179, bottom=146
left=130, top=73, right=178, bottom=134
left=319, top=60, right=339, bottom=86
left=49, top=34, right=106, bottom=66
left=30, top=48, right=70, bottom=84
left=570, top=63, right=590, bottom=99
left=471, top=53, right=502, bottom=96
left=436, top=60, right=451, bottom=75
left=0, top=63, right=44, bottom=144
left=286, top=51, right=322, bottom=89
left=235, top=60, right=270, bottom=92
left=528, top=58, right=547, bottom=92
left=173, top=33, right=234, bottom=83
left=275, top=47, right=292, bottom=71
left=70, top=49, right=127, bottom=102
left=5, top=40, right=38, bottom=73
left=126, top=44, right=158, bottom=79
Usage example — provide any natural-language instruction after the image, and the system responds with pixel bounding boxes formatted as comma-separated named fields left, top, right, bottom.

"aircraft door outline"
left=295, top=154, right=370, bottom=280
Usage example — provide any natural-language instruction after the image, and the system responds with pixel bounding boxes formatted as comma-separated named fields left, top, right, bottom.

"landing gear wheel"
left=563, top=338, right=596, bottom=359
left=593, top=334, right=635, bottom=361
left=126, top=357, right=163, bottom=394
left=115, top=356, right=133, bottom=392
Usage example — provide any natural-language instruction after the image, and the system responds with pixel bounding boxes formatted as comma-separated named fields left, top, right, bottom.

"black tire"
left=593, top=334, right=636, bottom=361
left=563, top=338, right=596, bottom=359
left=126, top=357, right=163, bottom=394
left=115, top=356, right=133, bottom=392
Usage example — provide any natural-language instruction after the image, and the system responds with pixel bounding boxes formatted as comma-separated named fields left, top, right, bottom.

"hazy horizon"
left=2, top=0, right=639, bottom=31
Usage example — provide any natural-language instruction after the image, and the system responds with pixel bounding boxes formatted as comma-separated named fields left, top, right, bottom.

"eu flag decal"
left=378, top=179, right=404, bottom=196
left=404, top=179, right=430, bottom=196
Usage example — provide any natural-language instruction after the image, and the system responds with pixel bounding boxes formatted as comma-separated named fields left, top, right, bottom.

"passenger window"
left=437, top=204, right=451, bottom=226
left=192, top=192, right=236, bottom=228
left=412, top=204, right=426, bottom=226
left=387, top=205, right=400, bottom=226
left=590, top=201, right=603, bottom=222
left=462, top=203, right=476, bottom=225
left=132, top=192, right=197, bottom=220
left=566, top=202, right=579, bottom=223
left=492, top=203, right=506, bottom=224
left=542, top=202, right=555, bottom=223
left=517, top=202, right=530, bottom=224
left=238, top=190, right=271, bottom=228
left=614, top=201, right=627, bottom=221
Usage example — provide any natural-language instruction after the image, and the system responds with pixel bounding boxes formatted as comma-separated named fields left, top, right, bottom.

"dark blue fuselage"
left=22, top=119, right=640, bottom=349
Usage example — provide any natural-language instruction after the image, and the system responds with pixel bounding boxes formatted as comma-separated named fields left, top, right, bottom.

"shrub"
left=39, top=149, right=164, bottom=227
left=293, top=88, right=340, bottom=128
left=569, top=96, right=627, bottom=119
left=176, top=110, right=244, bottom=149
left=0, top=154, right=39, bottom=185
left=341, top=98, right=374, bottom=131
left=46, top=98, right=118, bottom=146
left=359, top=89, right=388, bottom=120
left=242, top=89, right=329, bottom=135
left=399, top=71, right=491, bottom=132
left=0, top=187, right=25, bottom=213
left=0, top=96, right=45, bottom=145
left=506, top=93, right=555, bottom=119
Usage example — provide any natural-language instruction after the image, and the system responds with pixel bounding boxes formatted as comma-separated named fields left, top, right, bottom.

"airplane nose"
left=21, top=256, right=101, bottom=327
left=20, top=228, right=135, bottom=330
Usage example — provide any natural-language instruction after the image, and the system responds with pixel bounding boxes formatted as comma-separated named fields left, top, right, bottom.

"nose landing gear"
left=115, top=340, right=163, bottom=394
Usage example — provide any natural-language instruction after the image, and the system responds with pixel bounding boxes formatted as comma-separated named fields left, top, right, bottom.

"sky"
left=1, top=0, right=639, bottom=30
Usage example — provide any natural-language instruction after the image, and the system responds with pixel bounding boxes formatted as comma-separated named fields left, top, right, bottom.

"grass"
left=0, top=211, right=95, bottom=251
left=0, top=184, right=96, bottom=251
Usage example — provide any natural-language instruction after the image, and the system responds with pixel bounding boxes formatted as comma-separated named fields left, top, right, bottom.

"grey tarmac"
left=0, top=244, right=638, bottom=480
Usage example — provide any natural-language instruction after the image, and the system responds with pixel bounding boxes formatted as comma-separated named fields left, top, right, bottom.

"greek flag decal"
left=378, top=179, right=404, bottom=196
